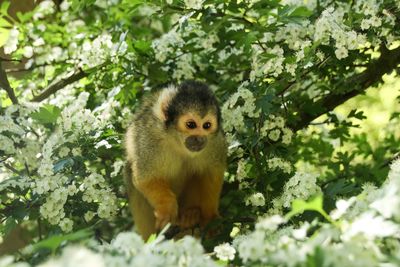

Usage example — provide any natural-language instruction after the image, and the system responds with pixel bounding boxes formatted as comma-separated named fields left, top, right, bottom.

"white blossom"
left=246, top=192, right=266, bottom=207
left=38, top=246, right=105, bottom=267
left=4, top=28, right=19, bottom=54
left=184, top=0, right=204, bottom=10
left=214, top=243, right=236, bottom=261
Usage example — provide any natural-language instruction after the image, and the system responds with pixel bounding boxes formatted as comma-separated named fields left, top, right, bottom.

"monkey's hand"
left=154, top=199, right=178, bottom=230
left=178, top=207, right=201, bottom=229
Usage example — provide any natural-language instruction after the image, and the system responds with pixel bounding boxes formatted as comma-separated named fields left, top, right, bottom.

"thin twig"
left=0, top=57, right=21, bottom=62
left=1, top=162, right=21, bottom=175
left=0, top=61, right=19, bottom=104
left=31, top=68, right=88, bottom=102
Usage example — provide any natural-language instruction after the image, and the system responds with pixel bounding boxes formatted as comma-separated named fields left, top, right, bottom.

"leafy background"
left=0, top=0, right=400, bottom=266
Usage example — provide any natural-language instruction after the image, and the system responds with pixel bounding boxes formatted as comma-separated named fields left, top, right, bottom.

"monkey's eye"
left=186, top=121, right=197, bottom=129
left=203, top=122, right=212, bottom=129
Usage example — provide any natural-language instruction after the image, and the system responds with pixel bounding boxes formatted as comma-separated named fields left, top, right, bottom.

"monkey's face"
left=176, top=112, right=218, bottom=153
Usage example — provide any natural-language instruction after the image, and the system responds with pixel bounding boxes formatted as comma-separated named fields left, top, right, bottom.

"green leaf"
left=146, top=233, right=157, bottom=243
left=31, top=105, right=61, bottom=124
left=0, top=1, right=10, bottom=16
left=4, top=217, right=17, bottom=236
left=348, top=109, right=366, bottom=120
left=134, top=40, right=152, bottom=54
left=289, top=6, right=313, bottom=17
left=285, top=195, right=333, bottom=223
left=0, top=16, right=10, bottom=27
left=30, top=228, right=93, bottom=254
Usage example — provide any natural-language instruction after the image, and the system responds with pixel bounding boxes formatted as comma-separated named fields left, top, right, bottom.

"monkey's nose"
left=185, top=135, right=207, bottom=152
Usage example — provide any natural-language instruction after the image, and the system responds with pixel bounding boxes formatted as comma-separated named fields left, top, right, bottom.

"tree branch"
left=0, top=61, right=19, bottom=104
left=289, top=45, right=400, bottom=131
left=31, top=68, right=88, bottom=102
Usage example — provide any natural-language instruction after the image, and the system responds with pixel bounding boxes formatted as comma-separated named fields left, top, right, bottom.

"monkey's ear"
left=153, top=85, right=178, bottom=121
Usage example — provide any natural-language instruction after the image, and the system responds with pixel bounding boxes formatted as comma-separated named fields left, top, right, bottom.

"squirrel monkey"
left=124, top=81, right=227, bottom=240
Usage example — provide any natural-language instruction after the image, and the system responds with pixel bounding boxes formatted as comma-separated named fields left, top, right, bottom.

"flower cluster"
left=314, top=7, right=367, bottom=60
left=35, top=232, right=218, bottom=267
left=267, top=157, right=292, bottom=174
left=246, top=192, right=266, bottom=207
left=261, top=115, right=293, bottom=145
left=222, top=82, right=260, bottom=133
left=232, top=158, right=400, bottom=266
left=4, top=27, right=20, bottom=55
left=77, top=33, right=128, bottom=68
left=0, top=92, right=119, bottom=232
left=152, top=29, right=185, bottom=63
left=82, top=172, right=118, bottom=219
left=3, top=159, right=400, bottom=266
left=272, top=172, right=321, bottom=211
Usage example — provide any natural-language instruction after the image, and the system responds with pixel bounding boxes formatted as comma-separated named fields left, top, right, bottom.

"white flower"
left=72, top=147, right=82, bottom=156
left=369, top=16, right=382, bottom=27
left=292, top=222, right=310, bottom=240
left=246, top=192, right=266, bottom=207
left=60, top=218, right=74, bottom=232
left=95, top=140, right=112, bottom=149
left=282, top=128, right=293, bottom=145
left=256, top=215, right=286, bottom=231
left=23, top=46, right=34, bottom=58
left=152, top=29, right=184, bottom=62
left=4, top=28, right=19, bottom=54
left=33, top=0, right=55, bottom=20
left=38, top=246, right=105, bottom=267
left=331, top=197, right=356, bottom=220
left=33, top=37, right=45, bottom=46
left=60, top=1, right=70, bottom=11
left=335, top=46, right=348, bottom=59
left=286, top=63, right=297, bottom=76
left=236, top=159, right=248, bottom=181
left=268, top=129, right=281, bottom=141
left=237, top=232, right=267, bottom=263
left=184, top=0, right=204, bottom=9
left=110, top=232, right=144, bottom=257
left=84, top=211, right=95, bottom=222
left=172, top=53, right=195, bottom=81
left=360, top=19, right=371, bottom=30
left=343, top=212, right=400, bottom=240
left=58, top=147, right=70, bottom=157
left=316, top=51, right=325, bottom=61
left=267, top=157, right=292, bottom=174
left=279, top=172, right=321, bottom=208
left=111, top=160, right=124, bottom=177
left=214, top=243, right=236, bottom=261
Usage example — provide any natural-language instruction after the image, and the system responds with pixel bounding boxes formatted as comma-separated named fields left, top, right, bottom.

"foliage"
left=0, top=0, right=399, bottom=266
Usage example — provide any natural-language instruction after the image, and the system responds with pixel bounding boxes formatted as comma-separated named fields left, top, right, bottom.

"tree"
left=0, top=0, right=400, bottom=266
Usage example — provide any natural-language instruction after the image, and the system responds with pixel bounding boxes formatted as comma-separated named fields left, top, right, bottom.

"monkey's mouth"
left=185, top=136, right=207, bottom=152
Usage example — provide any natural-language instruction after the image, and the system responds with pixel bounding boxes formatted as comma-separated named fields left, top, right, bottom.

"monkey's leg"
left=124, top=164, right=156, bottom=240
left=128, top=187, right=156, bottom=240
left=179, top=169, right=224, bottom=228
left=134, top=178, right=178, bottom=230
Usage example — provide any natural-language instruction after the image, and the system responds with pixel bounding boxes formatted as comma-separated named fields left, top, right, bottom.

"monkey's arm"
left=133, top=177, right=178, bottom=230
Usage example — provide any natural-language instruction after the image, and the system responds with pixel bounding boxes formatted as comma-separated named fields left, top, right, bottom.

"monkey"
left=124, top=80, right=227, bottom=240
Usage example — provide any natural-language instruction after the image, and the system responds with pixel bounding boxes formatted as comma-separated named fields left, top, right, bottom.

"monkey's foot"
left=178, top=207, right=201, bottom=229
left=154, top=201, right=178, bottom=230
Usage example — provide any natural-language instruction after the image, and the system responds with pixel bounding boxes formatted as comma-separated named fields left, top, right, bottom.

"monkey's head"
left=153, top=81, right=222, bottom=154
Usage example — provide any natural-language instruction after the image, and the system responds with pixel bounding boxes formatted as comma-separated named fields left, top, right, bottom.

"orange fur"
left=178, top=166, right=224, bottom=228
left=135, top=178, right=178, bottom=230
